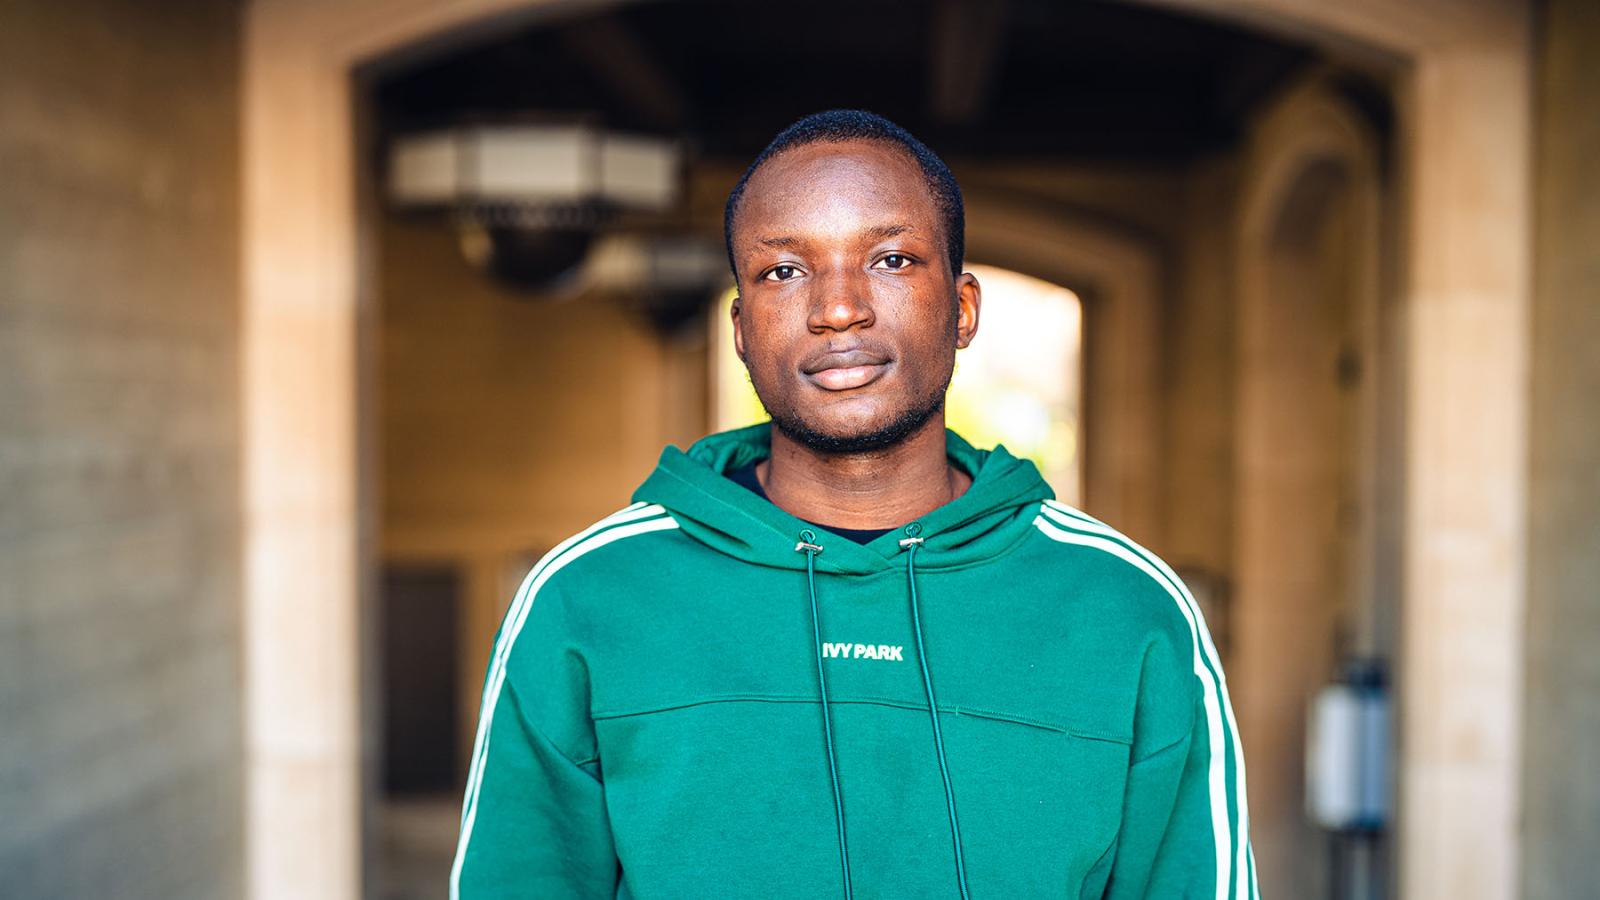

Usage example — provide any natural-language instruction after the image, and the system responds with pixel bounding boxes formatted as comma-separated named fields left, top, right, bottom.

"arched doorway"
left=243, top=3, right=1532, bottom=897
left=961, top=198, right=1166, bottom=546
left=1234, top=78, right=1388, bottom=897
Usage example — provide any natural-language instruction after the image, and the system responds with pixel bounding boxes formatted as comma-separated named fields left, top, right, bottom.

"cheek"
left=739, top=314, right=795, bottom=380
left=888, top=295, right=957, bottom=355
left=907, top=344, right=958, bottom=388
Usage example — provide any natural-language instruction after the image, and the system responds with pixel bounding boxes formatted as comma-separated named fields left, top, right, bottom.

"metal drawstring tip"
left=795, top=540, right=824, bottom=553
left=898, top=536, right=925, bottom=549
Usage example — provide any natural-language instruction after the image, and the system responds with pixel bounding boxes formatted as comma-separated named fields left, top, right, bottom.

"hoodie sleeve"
left=1101, top=617, right=1257, bottom=900
left=450, top=581, right=620, bottom=899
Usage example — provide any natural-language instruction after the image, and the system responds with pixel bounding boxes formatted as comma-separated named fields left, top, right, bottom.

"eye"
left=873, top=253, right=914, bottom=271
left=762, top=264, right=802, bottom=283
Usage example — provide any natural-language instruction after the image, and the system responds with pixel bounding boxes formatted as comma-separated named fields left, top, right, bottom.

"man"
left=451, top=110, right=1257, bottom=899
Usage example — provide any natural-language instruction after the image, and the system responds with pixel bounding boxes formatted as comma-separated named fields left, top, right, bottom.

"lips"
left=800, top=347, right=892, bottom=391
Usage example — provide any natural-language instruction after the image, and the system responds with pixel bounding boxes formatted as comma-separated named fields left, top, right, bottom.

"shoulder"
left=497, top=502, right=681, bottom=654
left=528, top=501, right=682, bottom=593
left=468, top=504, right=682, bottom=769
left=1025, top=499, right=1214, bottom=661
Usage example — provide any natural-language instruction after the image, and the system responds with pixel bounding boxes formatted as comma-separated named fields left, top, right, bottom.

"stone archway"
left=243, top=2, right=1531, bottom=897
left=1233, top=76, right=1386, bottom=897
left=963, top=197, right=1167, bottom=548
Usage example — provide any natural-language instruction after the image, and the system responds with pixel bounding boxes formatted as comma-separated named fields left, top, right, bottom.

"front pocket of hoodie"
left=594, top=696, right=1131, bottom=900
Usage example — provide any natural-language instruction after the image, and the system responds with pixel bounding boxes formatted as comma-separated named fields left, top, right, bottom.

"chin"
left=771, top=394, right=944, bottom=455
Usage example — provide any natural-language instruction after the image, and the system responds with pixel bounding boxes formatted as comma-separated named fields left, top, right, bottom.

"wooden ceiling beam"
left=561, top=14, right=689, bottom=131
left=928, top=0, right=1010, bottom=125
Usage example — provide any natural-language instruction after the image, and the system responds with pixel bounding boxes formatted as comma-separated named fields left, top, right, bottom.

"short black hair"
left=723, top=109, right=965, bottom=282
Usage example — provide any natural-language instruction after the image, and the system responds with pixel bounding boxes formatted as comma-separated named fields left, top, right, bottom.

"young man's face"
left=730, top=139, right=981, bottom=453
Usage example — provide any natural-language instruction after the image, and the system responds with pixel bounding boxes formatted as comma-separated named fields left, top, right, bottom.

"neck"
left=757, top=413, right=972, bottom=530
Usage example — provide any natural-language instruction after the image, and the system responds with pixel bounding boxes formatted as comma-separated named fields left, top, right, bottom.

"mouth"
left=801, top=348, right=892, bottom=391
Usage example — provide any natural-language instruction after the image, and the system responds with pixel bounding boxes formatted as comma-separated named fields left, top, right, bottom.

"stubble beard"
left=755, top=365, right=953, bottom=455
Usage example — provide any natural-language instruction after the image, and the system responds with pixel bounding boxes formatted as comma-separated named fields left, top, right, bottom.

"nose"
left=807, top=266, right=875, bottom=334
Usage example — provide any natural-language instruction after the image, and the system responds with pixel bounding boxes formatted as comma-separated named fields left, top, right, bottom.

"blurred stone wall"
left=0, top=1, right=244, bottom=897
left=1524, top=0, right=1600, bottom=895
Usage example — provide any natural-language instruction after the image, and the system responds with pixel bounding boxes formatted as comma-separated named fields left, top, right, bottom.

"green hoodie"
left=451, top=424, right=1257, bottom=899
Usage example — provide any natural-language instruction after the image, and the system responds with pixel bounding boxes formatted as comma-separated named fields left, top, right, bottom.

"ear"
left=730, top=294, right=747, bottom=362
left=953, top=271, right=981, bottom=349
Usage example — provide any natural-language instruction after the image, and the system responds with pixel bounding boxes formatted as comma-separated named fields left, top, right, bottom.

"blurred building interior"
left=1, top=0, right=1597, bottom=899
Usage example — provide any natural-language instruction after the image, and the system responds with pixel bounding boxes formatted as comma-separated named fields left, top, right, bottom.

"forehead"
left=734, top=139, right=940, bottom=241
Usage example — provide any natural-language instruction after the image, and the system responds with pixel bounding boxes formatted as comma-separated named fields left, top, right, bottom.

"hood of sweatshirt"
left=631, top=422, right=1055, bottom=575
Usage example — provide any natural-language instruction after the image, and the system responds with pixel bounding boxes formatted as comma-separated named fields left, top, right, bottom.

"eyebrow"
left=863, top=223, right=915, bottom=240
left=754, top=223, right=916, bottom=249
